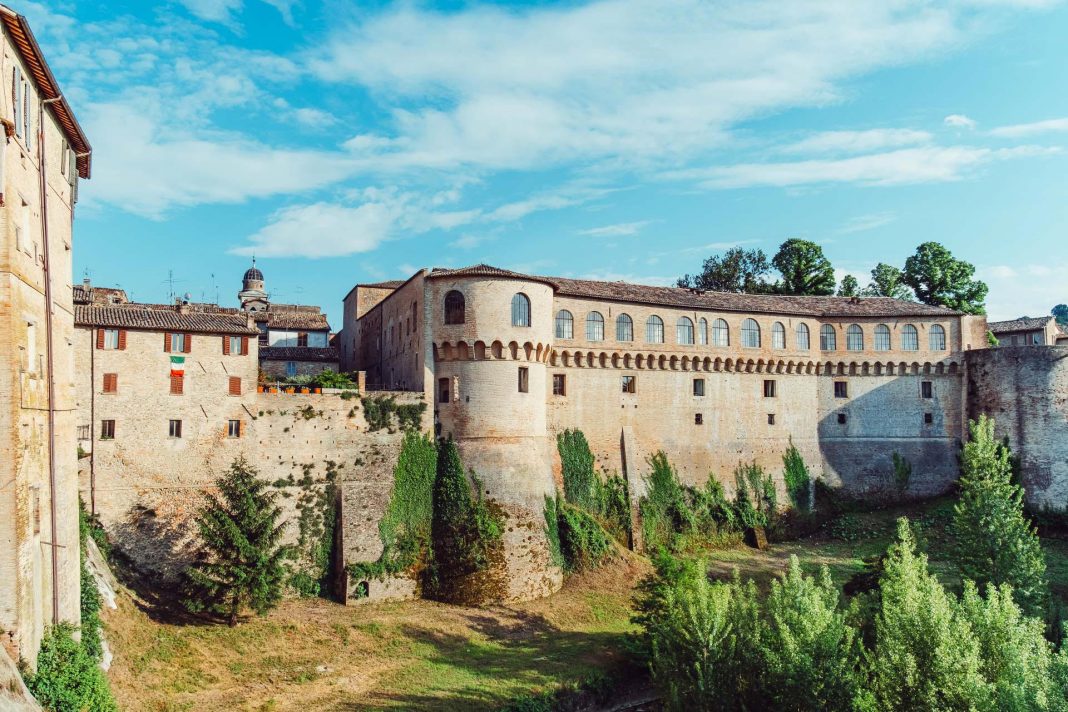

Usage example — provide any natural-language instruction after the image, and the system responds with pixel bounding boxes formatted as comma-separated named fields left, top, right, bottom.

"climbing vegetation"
left=361, top=395, right=427, bottom=432
left=639, top=452, right=741, bottom=554
left=782, top=439, right=811, bottom=512
left=556, top=428, right=631, bottom=543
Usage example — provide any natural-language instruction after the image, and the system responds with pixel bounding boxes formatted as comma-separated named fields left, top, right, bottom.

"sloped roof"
left=260, top=346, right=339, bottom=363
left=428, top=264, right=559, bottom=289
left=358, top=280, right=405, bottom=290
left=75, top=304, right=258, bottom=335
left=254, top=306, right=330, bottom=331
left=988, top=316, right=1054, bottom=334
left=0, top=5, right=91, bottom=177
left=72, top=284, right=128, bottom=305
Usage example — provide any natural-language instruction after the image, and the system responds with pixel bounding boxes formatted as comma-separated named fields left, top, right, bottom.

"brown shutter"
left=118, top=330, right=127, bottom=350
left=170, top=374, right=184, bottom=395
left=164, top=332, right=171, bottom=353
left=222, top=335, right=230, bottom=355
left=241, top=336, right=249, bottom=355
left=229, top=376, right=241, bottom=396
left=96, top=329, right=105, bottom=349
left=183, top=334, right=192, bottom=353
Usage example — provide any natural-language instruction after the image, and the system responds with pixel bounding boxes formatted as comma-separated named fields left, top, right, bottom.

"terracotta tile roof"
left=72, top=284, right=128, bottom=305
left=75, top=304, right=258, bottom=335
left=428, top=264, right=559, bottom=289
left=0, top=5, right=91, bottom=177
left=254, top=306, right=331, bottom=331
left=988, top=316, right=1054, bottom=334
left=260, top=346, right=339, bottom=363
left=358, top=280, right=405, bottom=290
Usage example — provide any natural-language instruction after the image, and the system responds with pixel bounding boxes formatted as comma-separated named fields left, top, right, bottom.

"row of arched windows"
left=443, top=290, right=946, bottom=352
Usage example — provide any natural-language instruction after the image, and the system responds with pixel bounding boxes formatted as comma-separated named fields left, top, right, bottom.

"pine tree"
left=953, top=415, right=1049, bottom=617
left=867, top=518, right=991, bottom=711
left=182, top=457, right=289, bottom=626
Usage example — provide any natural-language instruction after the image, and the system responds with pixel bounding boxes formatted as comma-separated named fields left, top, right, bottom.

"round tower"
left=238, top=259, right=269, bottom=312
left=428, top=268, right=562, bottom=601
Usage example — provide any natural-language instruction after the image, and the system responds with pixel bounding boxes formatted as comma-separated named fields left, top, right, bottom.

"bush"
left=556, top=500, right=613, bottom=573
left=892, top=452, right=912, bottom=496
left=77, top=500, right=106, bottom=661
left=313, top=369, right=357, bottom=389
left=23, top=623, right=117, bottom=712
left=953, top=415, right=1049, bottom=617
left=782, top=440, right=811, bottom=512
left=640, top=452, right=741, bottom=554
left=734, top=461, right=776, bottom=530
left=556, top=429, right=631, bottom=542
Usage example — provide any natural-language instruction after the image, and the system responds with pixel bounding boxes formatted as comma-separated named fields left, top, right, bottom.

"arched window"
left=874, top=324, right=891, bottom=351
left=616, top=313, right=633, bottom=341
left=555, top=310, right=573, bottom=339
left=698, top=318, right=709, bottom=345
left=901, top=324, right=919, bottom=351
left=443, top=290, right=465, bottom=325
left=511, top=293, right=531, bottom=327
left=772, top=322, right=786, bottom=350
left=930, top=324, right=946, bottom=351
left=796, top=323, right=810, bottom=350
left=820, top=324, right=837, bottom=351
left=646, top=315, right=664, bottom=343
left=846, top=324, right=864, bottom=351
left=677, top=317, right=694, bottom=345
left=586, top=312, right=604, bottom=341
left=741, top=318, right=760, bottom=348
left=712, top=318, right=729, bottom=347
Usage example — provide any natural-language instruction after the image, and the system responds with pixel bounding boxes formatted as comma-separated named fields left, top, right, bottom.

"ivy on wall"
left=288, top=461, right=341, bottom=598
left=556, top=429, right=631, bottom=543
left=361, top=395, right=427, bottom=433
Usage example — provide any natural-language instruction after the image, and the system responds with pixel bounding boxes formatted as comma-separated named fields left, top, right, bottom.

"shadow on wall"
left=816, top=376, right=961, bottom=500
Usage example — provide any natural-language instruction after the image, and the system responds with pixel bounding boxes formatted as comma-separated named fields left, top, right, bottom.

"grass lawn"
left=102, top=497, right=1068, bottom=711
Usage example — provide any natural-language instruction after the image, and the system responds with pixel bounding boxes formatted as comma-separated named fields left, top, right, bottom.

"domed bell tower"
left=238, top=258, right=269, bottom=312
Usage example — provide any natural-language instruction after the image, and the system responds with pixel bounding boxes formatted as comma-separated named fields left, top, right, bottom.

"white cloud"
left=837, top=212, right=897, bottom=234
left=989, top=117, right=1068, bottom=138
left=665, top=146, right=1055, bottom=189
left=979, top=263, right=1067, bottom=321
left=784, top=129, right=931, bottom=155
left=235, top=202, right=398, bottom=258
left=177, top=0, right=295, bottom=24
left=293, top=108, right=340, bottom=129
left=944, top=114, right=977, bottom=129
left=578, top=220, right=653, bottom=237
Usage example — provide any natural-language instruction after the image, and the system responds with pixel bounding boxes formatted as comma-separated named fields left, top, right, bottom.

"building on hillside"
left=988, top=316, right=1062, bottom=346
left=338, top=264, right=988, bottom=599
left=0, top=4, right=91, bottom=667
left=236, top=262, right=338, bottom=379
left=72, top=297, right=260, bottom=541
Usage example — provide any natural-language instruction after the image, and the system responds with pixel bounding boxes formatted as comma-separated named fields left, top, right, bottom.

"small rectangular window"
left=837, top=413, right=847, bottom=425
left=285, top=361, right=297, bottom=377
left=297, top=332, right=309, bottom=347
left=438, top=377, right=451, bottom=403
left=695, top=413, right=703, bottom=425
left=693, top=378, right=705, bottom=397
left=834, top=381, right=848, bottom=399
left=103, top=329, right=120, bottom=350
left=229, top=376, right=242, bottom=396
left=229, top=336, right=243, bottom=354
left=518, top=367, right=529, bottom=393
left=169, top=333, right=186, bottom=352
left=553, top=374, right=566, bottom=396
left=1032, top=333, right=1042, bottom=345
left=100, top=420, right=115, bottom=439
left=102, top=373, right=117, bottom=393
left=921, top=381, right=933, bottom=399
left=259, top=324, right=269, bottom=345
left=767, top=413, right=775, bottom=425
left=924, top=412, right=934, bottom=424
left=77, top=425, right=90, bottom=440
left=622, top=375, right=636, bottom=394
left=170, top=373, right=184, bottom=395
left=228, top=420, right=241, bottom=438
left=763, top=379, right=776, bottom=398
left=168, top=419, right=182, bottom=438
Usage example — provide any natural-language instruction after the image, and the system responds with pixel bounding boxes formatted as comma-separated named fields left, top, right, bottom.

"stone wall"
left=965, top=346, right=1068, bottom=509
left=260, top=359, right=335, bottom=379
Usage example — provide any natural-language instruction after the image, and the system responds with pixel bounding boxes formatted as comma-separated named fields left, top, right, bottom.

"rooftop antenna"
left=163, top=269, right=186, bottom=303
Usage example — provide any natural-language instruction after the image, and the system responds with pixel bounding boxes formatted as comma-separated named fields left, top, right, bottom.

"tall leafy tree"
left=862, top=263, right=913, bottom=300
left=866, top=518, right=991, bottom=711
left=1053, top=304, right=1068, bottom=327
left=902, top=242, right=988, bottom=314
left=837, top=275, right=859, bottom=297
left=772, top=239, right=836, bottom=296
left=677, top=247, right=772, bottom=293
left=952, top=415, right=1048, bottom=617
left=183, top=457, right=289, bottom=626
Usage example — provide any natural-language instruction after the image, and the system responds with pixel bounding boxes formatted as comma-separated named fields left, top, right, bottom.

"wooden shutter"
left=229, top=376, right=241, bottom=396
left=118, top=330, right=127, bottom=350
left=183, top=334, right=192, bottom=353
left=102, top=373, right=116, bottom=393
left=241, top=336, right=249, bottom=355
left=96, top=329, right=105, bottom=349
left=222, top=335, right=230, bottom=355
left=170, top=374, right=183, bottom=395
left=164, top=332, right=171, bottom=353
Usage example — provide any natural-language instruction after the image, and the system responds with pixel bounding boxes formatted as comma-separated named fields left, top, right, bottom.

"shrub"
left=892, top=452, right=912, bottom=495
left=734, top=461, right=776, bottom=530
left=782, top=440, right=812, bottom=512
left=543, top=495, right=564, bottom=569
left=558, top=429, right=600, bottom=511
left=640, top=452, right=741, bottom=554
left=314, top=369, right=357, bottom=389
left=556, top=500, right=613, bottom=573
left=182, top=457, right=289, bottom=625
left=953, top=415, right=1048, bottom=617
left=361, top=395, right=397, bottom=432
left=77, top=499, right=107, bottom=661
left=23, top=623, right=117, bottom=712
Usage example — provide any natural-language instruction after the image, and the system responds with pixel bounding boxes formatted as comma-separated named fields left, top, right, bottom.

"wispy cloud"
left=944, top=114, right=977, bottom=130
left=979, top=262, right=1068, bottom=320
left=989, top=117, right=1068, bottom=138
left=578, top=220, right=653, bottom=237
left=783, top=129, right=931, bottom=155
left=837, top=212, right=896, bottom=234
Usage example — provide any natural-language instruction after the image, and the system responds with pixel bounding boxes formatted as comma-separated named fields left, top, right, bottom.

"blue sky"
left=22, top=0, right=1068, bottom=327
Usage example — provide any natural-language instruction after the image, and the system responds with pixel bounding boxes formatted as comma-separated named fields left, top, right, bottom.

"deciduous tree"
left=837, top=275, right=859, bottom=297
left=677, top=247, right=772, bottom=293
left=862, top=263, right=913, bottom=300
left=772, top=239, right=836, bottom=296
left=1053, top=304, right=1068, bottom=327
left=902, top=242, right=988, bottom=314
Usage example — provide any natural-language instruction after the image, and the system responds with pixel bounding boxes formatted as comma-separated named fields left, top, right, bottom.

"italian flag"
left=170, top=355, right=185, bottom=377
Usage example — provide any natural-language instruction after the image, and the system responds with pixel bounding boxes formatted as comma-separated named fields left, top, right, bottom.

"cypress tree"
left=952, top=415, right=1048, bottom=617
left=182, top=457, right=289, bottom=626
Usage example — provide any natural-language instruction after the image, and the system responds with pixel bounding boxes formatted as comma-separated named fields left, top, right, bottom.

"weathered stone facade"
left=0, top=5, right=90, bottom=668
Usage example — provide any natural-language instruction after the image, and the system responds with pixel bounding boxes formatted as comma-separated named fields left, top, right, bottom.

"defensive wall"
left=965, top=346, right=1068, bottom=509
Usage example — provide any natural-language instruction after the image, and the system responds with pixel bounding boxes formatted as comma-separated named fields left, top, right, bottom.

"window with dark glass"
left=438, top=377, right=450, bottom=403
left=511, top=293, right=531, bottom=327
left=228, top=419, right=242, bottom=438
left=553, top=374, right=566, bottom=396
left=168, top=419, right=182, bottom=438
left=444, top=290, right=465, bottom=324
left=100, top=419, right=115, bottom=439
left=834, top=381, right=848, bottom=399
left=837, top=413, right=847, bottom=424
left=622, top=375, right=636, bottom=393
left=921, top=381, right=933, bottom=398
left=767, top=414, right=775, bottom=425
left=695, top=413, right=703, bottom=425
left=693, top=378, right=705, bottom=396
left=924, top=413, right=934, bottom=424
left=763, top=379, right=776, bottom=398
left=518, top=367, right=529, bottom=393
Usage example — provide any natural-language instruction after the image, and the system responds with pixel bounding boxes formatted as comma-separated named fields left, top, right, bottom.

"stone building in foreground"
left=0, top=3, right=91, bottom=667
left=340, top=264, right=989, bottom=599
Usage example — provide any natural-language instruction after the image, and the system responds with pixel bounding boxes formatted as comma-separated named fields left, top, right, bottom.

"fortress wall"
left=965, top=346, right=1068, bottom=509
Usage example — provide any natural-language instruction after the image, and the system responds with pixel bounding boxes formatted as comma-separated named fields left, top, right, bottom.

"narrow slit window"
left=518, top=366, right=529, bottom=393
left=552, top=374, right=566, bottom=396
left=438, top=377, right=450, bottom=403
left=695, top=413, right=703, bottom=425
left=168, top=419, right=182, bottom=438
left=228, top=420, right=242, bottom=438
left=921, top=381, right=933, bottom=398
